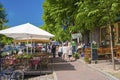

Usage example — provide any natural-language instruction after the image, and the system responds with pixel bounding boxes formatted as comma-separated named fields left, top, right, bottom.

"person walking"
left=71, top=40, right=76, bottom=54
left=67, top=42, right=73, bottom=61
left=51, top=44, right=56, bottom=58
left=58, top=45, right=63, bottom=58
left=91, top=41, right=98, bottom=64
left=62, top=43, right=68, bottom=60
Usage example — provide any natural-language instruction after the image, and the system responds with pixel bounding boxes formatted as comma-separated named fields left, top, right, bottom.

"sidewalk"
left=53, top=57, right=120, bottom=80
left=26, top=57, right=120, bottom=80
left=79, top=58, right=120, bottom=80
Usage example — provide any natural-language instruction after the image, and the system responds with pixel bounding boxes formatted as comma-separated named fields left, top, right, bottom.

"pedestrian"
left=67, top=42, right=73, bottom=61
left=62, top=43, right=68, bottom=60
left=51, top=44, right=56, bottom=58
left=91, top=41, right=98, bottom=64
left=71, top=40, right=76, bottom=54
left=58, top=45, right=63, bottom=58
left=47, top=44, right=51, bottom=53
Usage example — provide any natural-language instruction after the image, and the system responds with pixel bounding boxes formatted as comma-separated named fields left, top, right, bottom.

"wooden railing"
left=84, top=47, right=120, bottom=59
left=84, top=48, right=91, bottom=58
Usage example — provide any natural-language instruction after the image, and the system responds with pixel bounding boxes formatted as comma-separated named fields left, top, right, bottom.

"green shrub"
left=84, top=57, right=91, bottom=63
left=73, top=53, right=80, bottom=59
left=17, top=53, right=32, bottom=59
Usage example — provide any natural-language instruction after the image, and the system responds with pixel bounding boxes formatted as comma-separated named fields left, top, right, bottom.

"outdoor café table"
left=30, top=57, right=41, bottom=70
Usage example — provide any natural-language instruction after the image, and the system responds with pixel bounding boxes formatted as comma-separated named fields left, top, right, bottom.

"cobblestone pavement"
left=24, top=57, right=120, bottom=80
left=53, top=58, right=118, bottom=80
left=85, top=59, right=120, bottom=80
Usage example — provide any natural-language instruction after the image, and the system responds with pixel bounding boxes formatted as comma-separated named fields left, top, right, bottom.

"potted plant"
left=73, top=53, right=80, bottom=59
left=84, top=57, right=91, bottom=64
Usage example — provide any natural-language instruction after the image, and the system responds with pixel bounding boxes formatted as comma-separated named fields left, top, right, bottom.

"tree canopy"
left=0, top=3, right=8, bottom=29
left=42, top=0, right=120, bottom=41
left=0, top=3, right=11, bottom=45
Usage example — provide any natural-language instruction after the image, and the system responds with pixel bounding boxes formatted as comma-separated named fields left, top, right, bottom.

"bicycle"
left=0, top=58, right=24, bottom=80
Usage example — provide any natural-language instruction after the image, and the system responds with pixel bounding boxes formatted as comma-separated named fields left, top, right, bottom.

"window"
left=101, top=27, right=110, bottom=47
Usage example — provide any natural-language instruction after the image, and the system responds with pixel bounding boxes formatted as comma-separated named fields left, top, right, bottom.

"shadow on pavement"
left=51, top=57, right=76, bottom=71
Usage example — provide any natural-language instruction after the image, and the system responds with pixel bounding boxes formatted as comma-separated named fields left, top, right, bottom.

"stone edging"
left=53, top=72, right=58, bottom=80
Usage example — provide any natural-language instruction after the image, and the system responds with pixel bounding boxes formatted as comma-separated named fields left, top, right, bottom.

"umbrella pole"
left=33, top=42, right=35, bottom=53
left=27, top=40, right=28, bottom=54
left=31, top=37, right=32, bottom=54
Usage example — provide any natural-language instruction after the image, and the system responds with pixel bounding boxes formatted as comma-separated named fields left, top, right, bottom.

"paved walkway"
left=86, top=59, right=120, bottom=80
left=25, top=57, right=120, bottom=80
left=52, top=57, right=120, bottom=80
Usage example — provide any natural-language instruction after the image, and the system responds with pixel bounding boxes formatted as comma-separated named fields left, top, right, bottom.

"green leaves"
left=0, top=3, right=11, bottom=45
left=42, top=0, right=120, bottom=42
left=87, top=9, right=99, bottom=17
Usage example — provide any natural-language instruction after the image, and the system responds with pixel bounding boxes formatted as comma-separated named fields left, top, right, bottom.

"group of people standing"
left=48, top=42, right=75, bottom=61
left=57, top=42, right=74, bottom=61
left=48, top=40, right=98, bottom=63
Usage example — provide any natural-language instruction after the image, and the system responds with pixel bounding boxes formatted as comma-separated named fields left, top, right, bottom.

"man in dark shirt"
left=51, top=44, right=56, bottom=58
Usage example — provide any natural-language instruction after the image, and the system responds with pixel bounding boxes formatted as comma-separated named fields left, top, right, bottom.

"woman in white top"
left=67, top=42, right=73, bottom=61
left=58, top=45, right=63, bottom=58
left=62, top=43, right=68, bottom=60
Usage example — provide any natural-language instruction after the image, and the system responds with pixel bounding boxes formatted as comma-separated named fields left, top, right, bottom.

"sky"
left=0, top=0, right=44, bottom=27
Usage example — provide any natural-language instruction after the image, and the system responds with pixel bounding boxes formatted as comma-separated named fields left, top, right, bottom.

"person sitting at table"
left=30, top=57, right=41, bottom=70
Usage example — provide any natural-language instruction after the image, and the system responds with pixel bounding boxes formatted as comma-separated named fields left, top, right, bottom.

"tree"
left=75, top=0, right=120, bottom=70
left=0, top=3, right=11, bottom=45
left=0, top=3, right=8, bottom=29
left=99, top=0, right=120, bottom=70
left=42, top=0, right=80, bottom=42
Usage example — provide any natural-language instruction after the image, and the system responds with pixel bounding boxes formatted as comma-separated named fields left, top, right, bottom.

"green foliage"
left=84, top=57, right=90, bottom=63
left=42, top=0, right=120, bottom=41
left=0, top=3, right=8, bottom=28
left=0, top=3, right=11, bottom=45
left=1, top=52, right=8, bottom=57
left=17, top=54, right=33, bottom=59
left=42, top=0, right=79, bottom=41
left=73, top=53, right=80, bottom=59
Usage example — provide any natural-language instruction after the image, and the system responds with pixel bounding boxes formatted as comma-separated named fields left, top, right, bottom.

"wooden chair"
left=116, top=51, right=120, bottom=59
left=97, top=47, right=103, bottom=55
left=103, top=48, right=111, bottom=61
left=97, top=47, right=105, bottom=60
left=84, top=48, right=91, bottom=58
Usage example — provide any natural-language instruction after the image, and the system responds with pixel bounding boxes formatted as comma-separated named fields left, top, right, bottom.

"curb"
left=79, top=59, right=119, bottom=80
left=53, top=71, right=58, bottom=80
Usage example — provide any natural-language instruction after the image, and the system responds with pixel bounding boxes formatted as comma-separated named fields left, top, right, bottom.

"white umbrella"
left=0, top=23, right=54, bottom=39
left=0, top=23, right=54, bottom=53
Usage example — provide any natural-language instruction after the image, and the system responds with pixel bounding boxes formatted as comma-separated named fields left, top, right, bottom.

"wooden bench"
left=84, top=48, right=91, bottom=58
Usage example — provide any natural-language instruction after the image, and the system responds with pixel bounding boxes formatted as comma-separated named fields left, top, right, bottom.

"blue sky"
left=0, top=0, right=44, bottom=27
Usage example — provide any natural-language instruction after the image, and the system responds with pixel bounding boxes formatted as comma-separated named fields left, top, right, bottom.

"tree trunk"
left=109, top=24, right=115, bottom=70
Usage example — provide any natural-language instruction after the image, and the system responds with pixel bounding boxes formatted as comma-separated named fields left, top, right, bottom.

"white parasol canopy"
left=0, top=23, right=54, bottom=54
left=0, top=23, right=54, bottom=39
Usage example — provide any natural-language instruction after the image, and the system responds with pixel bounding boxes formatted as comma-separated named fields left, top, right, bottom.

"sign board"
left=72, top=33, right=82, bottom=39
